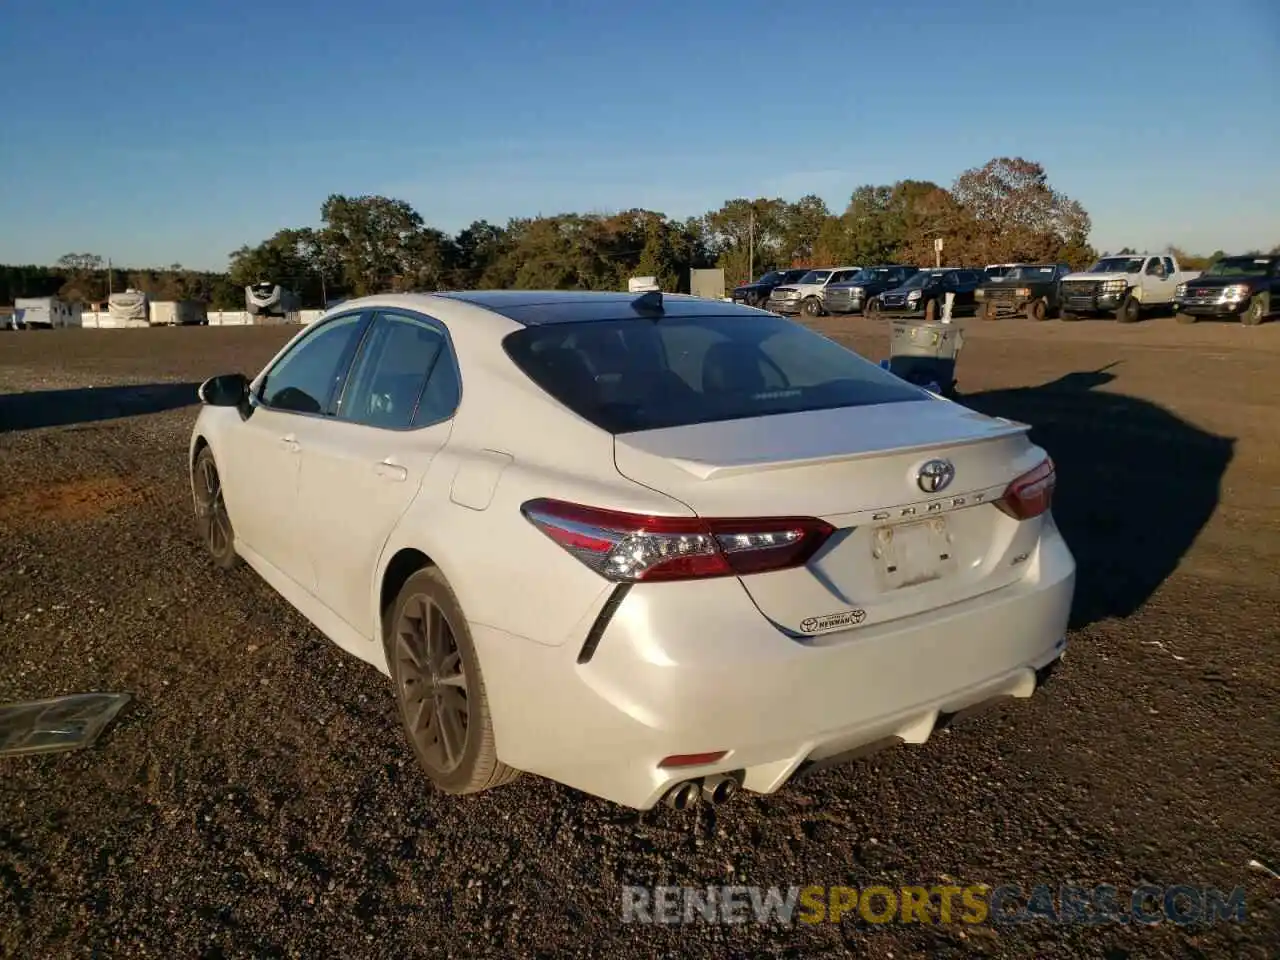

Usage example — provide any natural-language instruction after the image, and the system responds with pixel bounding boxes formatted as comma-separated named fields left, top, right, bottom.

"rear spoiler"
left=636, top=418, right=1031, bottom=482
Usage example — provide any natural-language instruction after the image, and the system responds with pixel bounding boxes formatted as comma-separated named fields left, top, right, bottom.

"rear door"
left=293, top=309, right=461, bottom=634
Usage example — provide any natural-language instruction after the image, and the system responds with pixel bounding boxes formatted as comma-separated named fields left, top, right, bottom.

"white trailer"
left=14, top=297, right=81, bottom=329
left=150, top=300, right=206, bottom=326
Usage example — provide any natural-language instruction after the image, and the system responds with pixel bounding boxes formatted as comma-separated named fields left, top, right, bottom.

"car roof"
left=333, top=289, right=769, bottom=328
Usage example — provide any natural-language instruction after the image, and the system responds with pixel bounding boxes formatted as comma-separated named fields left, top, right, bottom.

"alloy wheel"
left=395, top=595, right=469, bottom=774
left=197, top=456, right=232, bottom=557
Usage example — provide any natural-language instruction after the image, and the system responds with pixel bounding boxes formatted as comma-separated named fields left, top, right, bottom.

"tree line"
left=2, top=156, right=1273, bottom=310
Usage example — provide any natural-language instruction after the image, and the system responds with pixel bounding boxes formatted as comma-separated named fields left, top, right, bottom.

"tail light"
left=520, top=498, right=835, bottom=582
left=996, top=457, right=1056, bottom=520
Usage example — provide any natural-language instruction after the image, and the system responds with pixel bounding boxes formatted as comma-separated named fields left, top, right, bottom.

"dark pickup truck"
left=1174, top=255, right=1279, bottom=325
left=878, top=268, right=984, bottom=320
left=976, top=262, right=1072, bottom=321
left=730, top=269, right=810, bottom=308
left=823, top=265, right=920, bottom=315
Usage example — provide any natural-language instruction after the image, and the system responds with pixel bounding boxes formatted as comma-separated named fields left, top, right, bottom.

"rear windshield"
left=502, top=313, right=926, bottom=434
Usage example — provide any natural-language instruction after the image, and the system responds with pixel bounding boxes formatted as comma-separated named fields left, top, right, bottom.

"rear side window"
left=502, top=313, right=925, bottom=434
left=338, top=311, right=458, bottom=429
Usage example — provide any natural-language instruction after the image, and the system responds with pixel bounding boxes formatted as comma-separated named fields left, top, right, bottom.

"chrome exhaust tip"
left=701, top=773, right=740, bottom=805
left=663, top=780, right=700, bottom=811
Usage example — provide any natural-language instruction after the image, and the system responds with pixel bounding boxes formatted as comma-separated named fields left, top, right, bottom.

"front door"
left=1143, top=257, right=1175, bottom=303
left=225, top=310, right=371, bottom=589
left=295, top=309, right=462, bottom=636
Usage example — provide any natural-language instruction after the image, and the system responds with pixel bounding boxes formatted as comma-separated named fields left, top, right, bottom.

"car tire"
left=192, top=446, right=239, bottom=570
left=802, top=297, right=823, bottom=317
left=866, top=297, right=881, bottom=318
left=1241, top=294, right=1268, bottom=326
left=1115, top=295, right=1141, bottom=323
left=1175, top=312, right=1198, bottom=325
left=1027, top=299, right=1048, bottom=322
left=1059, top=309, right=1080, bottom=321
left=385, top=567, right=520, bottom=796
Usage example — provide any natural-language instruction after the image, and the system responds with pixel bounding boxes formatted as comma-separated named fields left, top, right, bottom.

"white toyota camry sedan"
left=190, top=290, right=1074, bottom=811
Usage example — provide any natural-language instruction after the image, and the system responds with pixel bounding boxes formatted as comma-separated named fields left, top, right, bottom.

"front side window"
left=338, top=311, right=459, bottom=429
left=503, top=312, right=926, bottom=434
left=258, top=312, right=368, bottom=415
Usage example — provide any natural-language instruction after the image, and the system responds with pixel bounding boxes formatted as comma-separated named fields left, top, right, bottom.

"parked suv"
left=976, top=263, right=1072, bottom=321
left=766, top=267, right=862, bottom=317
left=731, top=269, right=811, bottom=308
left=878, top=268, right=984, bottom=319
left=824, top=265, right=921, bottom=316
left=1174, top=255, right=1279, bottom=325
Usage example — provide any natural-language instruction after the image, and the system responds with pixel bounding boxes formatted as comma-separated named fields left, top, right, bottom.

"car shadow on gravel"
left=960, top=366, right=1235, bottom=627
left=0, top=382, right=201, bottom=432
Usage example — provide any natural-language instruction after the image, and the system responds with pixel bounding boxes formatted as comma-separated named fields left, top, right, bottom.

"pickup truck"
left=1174, top=254, right=1279, bottom=326
left=1059, top=254, right=1201, bottom=322
left=975, top=262, right=1072, bottom=321
left=766, top=266, right=862, bottom=317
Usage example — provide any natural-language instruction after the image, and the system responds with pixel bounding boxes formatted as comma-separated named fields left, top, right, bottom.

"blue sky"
left=2, top=0, right=1277, bottom=270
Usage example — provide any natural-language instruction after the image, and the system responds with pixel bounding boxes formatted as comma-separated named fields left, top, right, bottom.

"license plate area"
left=873, top=518, right=957, bottom=589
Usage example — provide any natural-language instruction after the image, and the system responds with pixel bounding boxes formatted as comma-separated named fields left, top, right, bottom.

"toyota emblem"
left=917, top=459, right=955, bottom=493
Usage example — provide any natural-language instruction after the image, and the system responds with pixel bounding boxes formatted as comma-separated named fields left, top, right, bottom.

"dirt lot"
left=1, top=317, right=1278, bottom=959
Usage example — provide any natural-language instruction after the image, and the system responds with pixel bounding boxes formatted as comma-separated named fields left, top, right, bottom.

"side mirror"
left=198, top=373, right=249, bottom=407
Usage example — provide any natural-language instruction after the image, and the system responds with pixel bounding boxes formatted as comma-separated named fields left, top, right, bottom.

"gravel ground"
left=1, top=318, right=1278, bottom=959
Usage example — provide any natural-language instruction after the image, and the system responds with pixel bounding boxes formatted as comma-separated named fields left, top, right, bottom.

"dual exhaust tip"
left=663, top=773, right=740, bottom=810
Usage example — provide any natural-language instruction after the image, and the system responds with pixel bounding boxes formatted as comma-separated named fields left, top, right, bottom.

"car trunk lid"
left=613, top=399, right=1048, bottom=636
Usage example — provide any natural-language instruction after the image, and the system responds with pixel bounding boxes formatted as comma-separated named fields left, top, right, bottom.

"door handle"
left=374, top=460, right=408, bottom=482
left=278, top=435, right=300, bottom=453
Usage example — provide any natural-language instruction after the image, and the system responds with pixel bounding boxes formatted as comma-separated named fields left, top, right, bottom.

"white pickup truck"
left=1059, top=254, right=1201, bottom=323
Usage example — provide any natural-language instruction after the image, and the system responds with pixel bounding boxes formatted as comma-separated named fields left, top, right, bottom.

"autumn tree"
left=778, top=195, right=831, bottom=266
left=55, top=252, right=106, bottom=302
left=228, top=228, right=325, bottom=304
left=450, top=220, right=511, bottom=288
left=703, top=198, right=787, bottom=287
left=951, top=157, right=1093, bottom=266
left=320, top=194, right=435, bottom=296
left=815, top=185, right=903, bottom=266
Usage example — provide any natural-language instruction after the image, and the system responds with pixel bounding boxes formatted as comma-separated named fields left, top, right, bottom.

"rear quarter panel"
left=371, top=350, right=694, bottom=650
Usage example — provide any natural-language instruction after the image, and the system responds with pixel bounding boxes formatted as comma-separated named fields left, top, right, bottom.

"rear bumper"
left=474, top=518, right=1076, bottom=809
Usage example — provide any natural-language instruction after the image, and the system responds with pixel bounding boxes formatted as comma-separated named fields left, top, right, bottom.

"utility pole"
left=107, top=258, right=113, bottom=296
left=748, top=206, right=755, bottom=282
